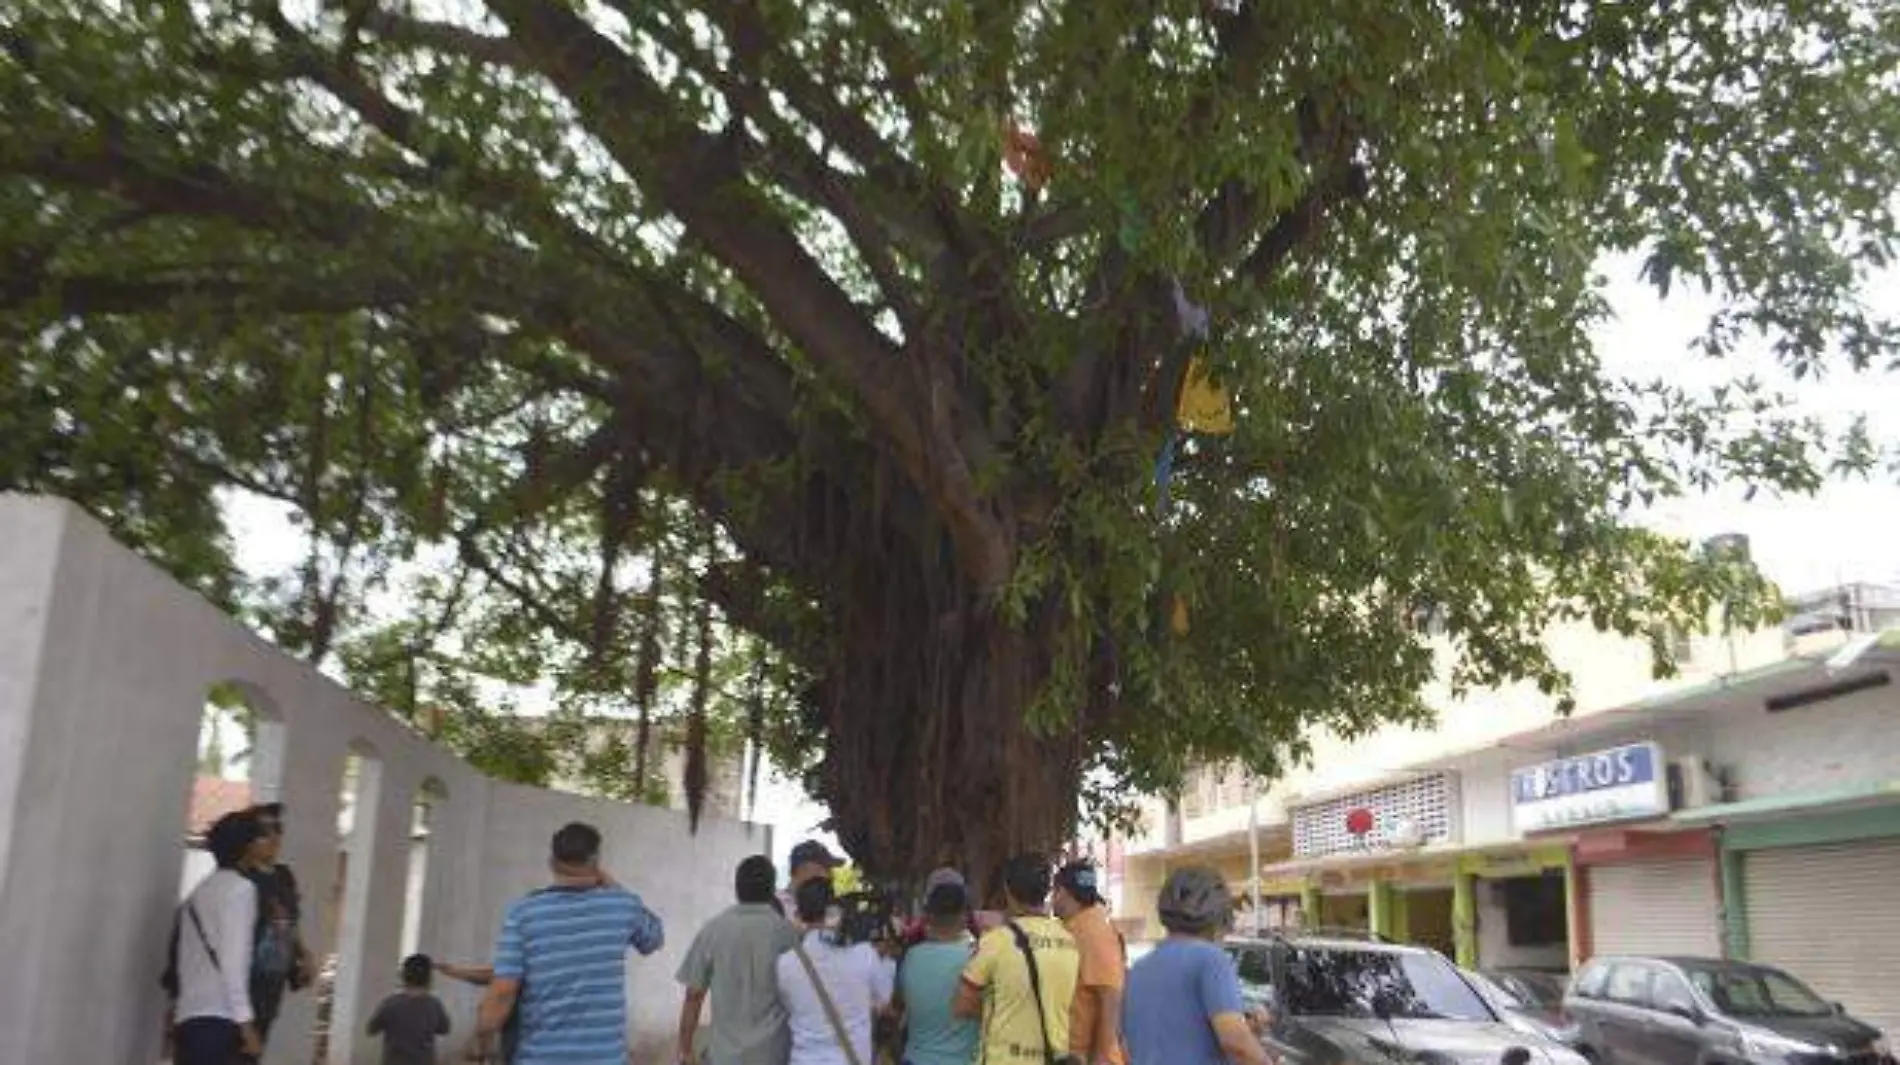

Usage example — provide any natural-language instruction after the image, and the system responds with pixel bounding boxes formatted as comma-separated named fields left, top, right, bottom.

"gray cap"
left=1157, top=865, right=1233, bottom=933
left=924, top=867, right=965, bottom=893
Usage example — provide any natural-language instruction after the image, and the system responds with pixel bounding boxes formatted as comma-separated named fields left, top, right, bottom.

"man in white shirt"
left=172, top=810, right=267, bottom=1064
left=779, top=840, right=844, bottom=926
left=775, top=878, right=893, bottom=1065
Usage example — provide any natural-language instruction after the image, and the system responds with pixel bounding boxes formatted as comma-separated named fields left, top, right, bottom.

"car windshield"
left=1685, top=965, right=1834, bottom=1019
left=1465, top=971, right=1526, bottom=1009
left=1283, top=947, right=1496, bottom=1021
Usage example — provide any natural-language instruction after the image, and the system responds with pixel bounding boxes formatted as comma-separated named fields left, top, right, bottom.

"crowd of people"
left=668, top=844, right=1273, bottom=1065
left=163, top=813, right=1273, bottom=1065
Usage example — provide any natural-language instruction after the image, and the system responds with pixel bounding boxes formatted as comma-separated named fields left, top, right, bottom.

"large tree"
left=2, top=0, right=1896, bottom=881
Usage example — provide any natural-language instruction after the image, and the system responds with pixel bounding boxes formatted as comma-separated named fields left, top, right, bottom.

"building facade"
left=1120, top=579, right=1900, bottom=1033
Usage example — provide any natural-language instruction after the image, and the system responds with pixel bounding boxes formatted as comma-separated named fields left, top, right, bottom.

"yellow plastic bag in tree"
left=1176, top=357, right=1234, bottom=435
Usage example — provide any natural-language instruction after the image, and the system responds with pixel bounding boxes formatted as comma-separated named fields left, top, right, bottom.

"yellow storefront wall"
left=1260, top=843, right=1572, bottom=967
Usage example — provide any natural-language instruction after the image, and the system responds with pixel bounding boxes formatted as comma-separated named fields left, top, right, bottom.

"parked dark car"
left=1467, top=968, right=1584, bottom=1049
left=1565, top=956, right=1892, bottom=1065
left=1223, top=933, right=1588, bottom=1065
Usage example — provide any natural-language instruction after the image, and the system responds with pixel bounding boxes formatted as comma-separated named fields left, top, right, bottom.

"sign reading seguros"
left=1510, top=741, right=1669, bottom=834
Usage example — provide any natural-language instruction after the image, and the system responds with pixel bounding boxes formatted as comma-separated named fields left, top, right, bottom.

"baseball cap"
left=789, top=839, right=844, bottom=870
left=1054, top=860, right=1103, bottom=906
left=924, top=867, right=965, bottom=893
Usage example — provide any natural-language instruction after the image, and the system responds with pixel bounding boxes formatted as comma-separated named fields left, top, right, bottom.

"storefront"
left=1514, top=740, right=1722, bottom=962
left=1275, top=771, right=1462, bottom=944
left=1266, top=770, right=1578, bottom=968
left=1573, top=831, right=1722, bottom=958
left=1264, top=840, right=1574, bottom=965
left=1696, top=786, right=1900, bottom=1037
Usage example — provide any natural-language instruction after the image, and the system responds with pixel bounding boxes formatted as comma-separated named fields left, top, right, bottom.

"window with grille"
left=1291, top=773, right=1458, bottom=858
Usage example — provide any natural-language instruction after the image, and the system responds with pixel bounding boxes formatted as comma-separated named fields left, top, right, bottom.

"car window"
left=1282, top=947, right=1494, bottom=1021
left=1573, top=961, right=1612, bottom=1000
left=1684, top=965, right=1834, bottom=1019
left=1518, top=973, right=1567, bottom=1008
left=1652, top=971, right=1697, bottom=1015
left=1225, top=947, right=1274, bottom=995
left=1604, top=964, right=1654, bottom=1007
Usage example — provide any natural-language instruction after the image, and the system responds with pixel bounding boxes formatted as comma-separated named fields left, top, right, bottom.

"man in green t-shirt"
left=677, top=855, right=802, bottom=1065
left=955, top=856, right=1080, bottom=1065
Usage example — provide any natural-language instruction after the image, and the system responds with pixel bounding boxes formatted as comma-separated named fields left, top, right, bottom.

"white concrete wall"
left=1703, top=684, right=1900, bottom=799
left=0, top=495, right=764, bottom=1065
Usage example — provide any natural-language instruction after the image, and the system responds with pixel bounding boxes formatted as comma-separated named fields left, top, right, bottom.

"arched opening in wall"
left=311, top=742, right=381, bottom=1065
left=399, top=778, right=448, bottom=959
left=178, top=681, right=282, bottom=900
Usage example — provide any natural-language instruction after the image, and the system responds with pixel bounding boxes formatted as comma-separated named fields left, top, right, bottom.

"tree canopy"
left=3, top=0, right=1897, bottom=880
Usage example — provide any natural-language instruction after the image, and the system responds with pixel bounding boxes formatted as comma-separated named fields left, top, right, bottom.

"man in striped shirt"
left=475, top=822, right=666, bottom=1065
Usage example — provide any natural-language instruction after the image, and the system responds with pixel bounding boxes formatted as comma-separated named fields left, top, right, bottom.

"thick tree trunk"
left=815, top=573, right=1085, bottom=892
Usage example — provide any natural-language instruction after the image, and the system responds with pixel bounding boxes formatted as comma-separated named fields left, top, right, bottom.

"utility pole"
left=1247, top=777, right=1262, bottom=935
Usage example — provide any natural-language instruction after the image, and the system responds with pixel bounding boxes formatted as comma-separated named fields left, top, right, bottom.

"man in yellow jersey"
left=955, top=855, right=1081, bottom=1065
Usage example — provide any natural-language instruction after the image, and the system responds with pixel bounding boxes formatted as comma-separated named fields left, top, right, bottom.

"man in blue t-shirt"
left=1122, top=868, right=1270, bottom=1065
left=474, top=822, right=666, bottom=1065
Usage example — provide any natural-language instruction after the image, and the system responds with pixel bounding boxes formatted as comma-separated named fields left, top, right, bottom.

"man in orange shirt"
left=1053, top=862, right=1126, bottom=1065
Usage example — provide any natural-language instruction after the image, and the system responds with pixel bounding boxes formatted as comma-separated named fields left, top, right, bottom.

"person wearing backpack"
left=165, top=810, right=269, bottom=1065
left=954, top=856, right=1081, bottom=1065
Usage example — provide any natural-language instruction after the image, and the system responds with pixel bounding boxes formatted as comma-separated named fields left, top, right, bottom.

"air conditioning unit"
left=1670, top=755, right=1725, bottom=810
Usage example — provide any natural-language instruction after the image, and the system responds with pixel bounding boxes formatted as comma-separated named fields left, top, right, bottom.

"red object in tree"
left=1345, top=808, right=1375, bottom=837
left=1003, top=124, right=1052, bottom=192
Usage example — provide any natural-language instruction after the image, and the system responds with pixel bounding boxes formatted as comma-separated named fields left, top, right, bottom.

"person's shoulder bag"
left=159, top=898, right=222, bottom=996
left=792, top=940, right=867, bottom=1065
left=1004, top=920, right=1083, bottom=1065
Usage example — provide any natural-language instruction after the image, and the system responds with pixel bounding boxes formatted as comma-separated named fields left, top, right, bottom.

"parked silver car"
left=1222, top=933, right=1589, bottom=1065
left=1565, top=956, right=1892, bottom=1065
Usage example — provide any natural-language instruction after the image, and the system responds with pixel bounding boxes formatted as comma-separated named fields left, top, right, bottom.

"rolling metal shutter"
left=1587, top=859, right=1721, bottom=958
left=1745, top=839, right=1900, bottom=1039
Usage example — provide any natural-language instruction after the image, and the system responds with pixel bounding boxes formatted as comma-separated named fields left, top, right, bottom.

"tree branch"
left=701, top=2, right=960, bottom=245
left=1233, top=161, right=1370, bottom=285
left=358, top=9, right=525, bottom=67
left=640, top=16, right=939, bottom=317
left=485, top=0, right=1013, bottom=591
left=0, top=270, right=404, bottom=318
